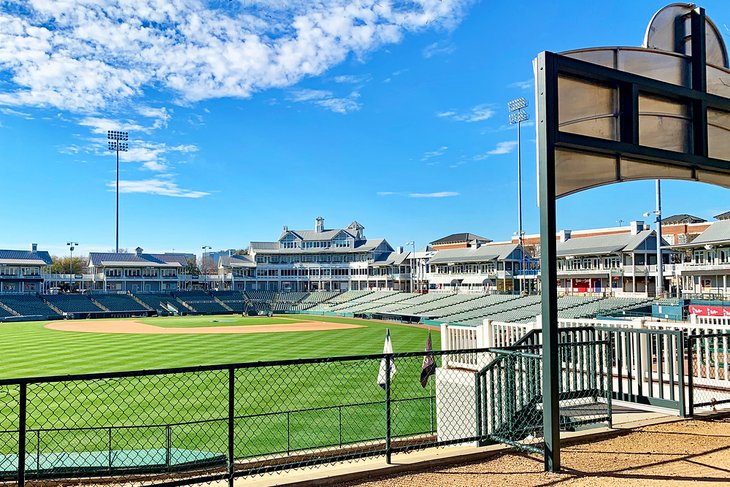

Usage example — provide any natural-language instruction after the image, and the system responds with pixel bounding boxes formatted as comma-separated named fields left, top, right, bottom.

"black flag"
left=420, top=330, right=436, bottom=388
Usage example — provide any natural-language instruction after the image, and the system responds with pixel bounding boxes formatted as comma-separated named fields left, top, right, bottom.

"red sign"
left=689, top=305, right=730, bottom=316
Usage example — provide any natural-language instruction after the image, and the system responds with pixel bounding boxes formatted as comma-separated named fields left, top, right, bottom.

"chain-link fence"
left=0, top=348, right=504, bottom=486
left=687, top=332, right=730, bottom=413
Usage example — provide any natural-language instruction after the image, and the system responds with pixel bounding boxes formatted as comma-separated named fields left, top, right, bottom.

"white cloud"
left=110, top=178, right=209, bottom=198
left=421, top=145, right=448, bottom=161
left=79, top=117, right=147, bottom=134
left=289, top=88, right=361, bottom=113
left=377, top=191, right=399, bottom=196
left=422, top=40, right=455, bottom=59
left=509, top=79, right=533, bottom=90
left=487, top=140, right=518, bottom=155
left=437, top=104, right=494, bottom=123
left=333, top=74, right=370, bottom=84
left=0, top=1, right=471, bottom=112
left=409, top=191, right=459, bottom=198
left=137, top=106, right=171, bottom=129
left=473, top=140, right=518, bottom=160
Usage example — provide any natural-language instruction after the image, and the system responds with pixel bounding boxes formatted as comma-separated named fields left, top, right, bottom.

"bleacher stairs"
left=89, top=298, right=111, bottom=312
left=130, top=294, right=154, bottom=312
left=0, top=302, right=20, bottom=317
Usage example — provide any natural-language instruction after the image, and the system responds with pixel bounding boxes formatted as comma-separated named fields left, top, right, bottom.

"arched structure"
left=534, top=3, right=730, bottom=472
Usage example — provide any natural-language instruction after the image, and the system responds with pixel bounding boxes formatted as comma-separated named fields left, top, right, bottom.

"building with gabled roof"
left=672, top=219, right=730, bottom=297
left=0, top=244, right=52, bottom=294
left=554, top=223, right=675, bottom=296
left=426, top=242, right=523, bottom=293
left=430, top=233, right=492, bottom=250
left=87, top=247, right=195, bottom=292
left=235, top=217, right=404, bottom=292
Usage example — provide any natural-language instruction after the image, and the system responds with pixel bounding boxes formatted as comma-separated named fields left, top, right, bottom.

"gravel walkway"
left=343, top=417, right=730, bottom=486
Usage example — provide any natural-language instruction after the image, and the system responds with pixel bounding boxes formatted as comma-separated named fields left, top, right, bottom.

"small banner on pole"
left=377, top=329, right=396, bottom=390
left=420, top=330, right=436, bottom=388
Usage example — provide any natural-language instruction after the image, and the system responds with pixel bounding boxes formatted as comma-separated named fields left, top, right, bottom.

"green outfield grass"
left=0, top=315, right=443, bottom=467
left=0, top=314, right=437, bottom=379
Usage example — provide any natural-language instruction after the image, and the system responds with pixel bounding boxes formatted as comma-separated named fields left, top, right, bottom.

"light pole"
left=643, top=179, right=664, bottom=297
left=202, top=245, right=212, bottom=290
left=108, top=130, right=129, bottom=253
left=404, top=241, right=416, bottom=293
left=66, top=241, right=78, bottom=292
left=509, top=97, right=529, bottom=294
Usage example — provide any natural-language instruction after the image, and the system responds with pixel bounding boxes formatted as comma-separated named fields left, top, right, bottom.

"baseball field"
left=0, top=315, right=443, bottom=469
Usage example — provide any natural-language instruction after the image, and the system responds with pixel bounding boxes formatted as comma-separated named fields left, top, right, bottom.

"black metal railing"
left=0, top=348, right=493, bottom=486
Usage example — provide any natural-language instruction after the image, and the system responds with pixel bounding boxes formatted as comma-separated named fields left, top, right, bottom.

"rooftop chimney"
left=135, top=246, right=143, bottom=256
left=31, top=243, right=37, bottom=253
left=283, top=225, right=289, bottom=232
left=630, top=220, right=644, bottom=235
left=559, top=230, right=572, bottom=242
left=396, top=246, right=403, bottom=254
left=315, top=216, right=324, bottom=233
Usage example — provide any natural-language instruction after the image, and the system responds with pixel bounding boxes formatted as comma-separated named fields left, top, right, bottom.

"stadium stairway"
left=89, top=298, right=111, bottom=312
left=210, top=294, right=234, bottom=312
left=129, top=294, right=154, bottom=312
left=0, top=301, right=20, bottom=317
left=42, top=298, right=65, bottom=316
left=175, top=297, right=197, bottom=313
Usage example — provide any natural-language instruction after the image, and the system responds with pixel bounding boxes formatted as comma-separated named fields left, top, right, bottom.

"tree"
left=48, top=256, right=86, bottom=274
left=183, top=257, right=200, bottom=276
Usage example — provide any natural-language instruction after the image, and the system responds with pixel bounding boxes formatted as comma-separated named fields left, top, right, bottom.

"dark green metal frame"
left=536, top=6, right=730, bottom=471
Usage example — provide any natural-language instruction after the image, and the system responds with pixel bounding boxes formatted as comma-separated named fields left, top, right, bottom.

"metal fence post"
left=228, top=367, right=235, bottom=487
left=18, top=382, right=26, bottom=487
left=686, top=336, right=695, bottom=417
left=385, top=355, right=392, bottom=464
left=475, top=372, right=482, bottom=442
left=677, top=332, right=687, bottom=417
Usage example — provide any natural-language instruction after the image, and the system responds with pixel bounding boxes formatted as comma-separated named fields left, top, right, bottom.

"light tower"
left=107, top=130, right=129, bottom=253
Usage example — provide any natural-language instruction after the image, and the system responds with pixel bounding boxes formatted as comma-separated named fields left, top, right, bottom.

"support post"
left=385, top=356, right=392, bottom=464
left=228, top=368, right=235, bottom=487
left=537, top=51, right=561, bottom=472
left=18, top=383, right=26, bottom=487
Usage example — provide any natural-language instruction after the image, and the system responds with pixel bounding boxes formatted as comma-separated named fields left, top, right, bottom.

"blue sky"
left=1, top=0, right=729, bottom=258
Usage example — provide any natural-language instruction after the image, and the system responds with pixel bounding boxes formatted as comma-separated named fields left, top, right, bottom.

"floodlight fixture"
left=402, top=241, right=416, bottom=293
left=508, top=97, right=530, bottom=295
left=66, top=241, right=79, bottom=288
left=107, top=130, right=129, bottom=253
left=507, top=97, right=527, bottom=111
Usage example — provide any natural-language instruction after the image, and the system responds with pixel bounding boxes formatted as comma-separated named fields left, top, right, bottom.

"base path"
left=45, top=320, right=364, bottom=335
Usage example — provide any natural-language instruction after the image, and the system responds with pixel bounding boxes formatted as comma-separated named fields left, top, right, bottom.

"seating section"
left=92, top=294, right=149, bottom=312
left=44, top=295, right=104, bottom=313
left=134, top=293, right=179, bottom=314
left=0, top=290, right=660, bottom=323
left=211, top=291, right=247, bottom=313
left=0, top=295, right=60, bottom=318
left=173, top=291, right=229, bottom=314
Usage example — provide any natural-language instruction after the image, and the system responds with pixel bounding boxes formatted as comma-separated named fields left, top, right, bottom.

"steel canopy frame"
left=536, top=7, right=730, bottom=472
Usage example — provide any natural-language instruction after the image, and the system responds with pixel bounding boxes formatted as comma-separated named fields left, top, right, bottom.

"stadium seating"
left=44, top=294, right=105, bottom=313
left=0, top=306, right=14, bottom=319
left=92, top=294, right=149, bottom=312
left=133, top=293, right=179, bottom=315
left=0, top=295, right=60, bottom=318
left=173, top=291, right=229, bottom=314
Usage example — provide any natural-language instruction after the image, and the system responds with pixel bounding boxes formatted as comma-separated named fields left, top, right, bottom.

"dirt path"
left=345, top=417, right=730, bottom=486
left=44, top=320, right=364, bottom=335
